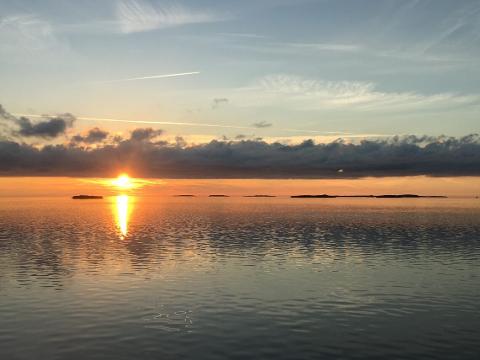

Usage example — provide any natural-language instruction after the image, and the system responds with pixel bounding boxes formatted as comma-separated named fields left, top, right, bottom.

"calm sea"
left=0, top=196, right=479, bottom=359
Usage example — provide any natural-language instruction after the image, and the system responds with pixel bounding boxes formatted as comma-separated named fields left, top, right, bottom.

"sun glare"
left=83, top=175, right=163, bottom=191
left=112, top=174, right=133, bottom=189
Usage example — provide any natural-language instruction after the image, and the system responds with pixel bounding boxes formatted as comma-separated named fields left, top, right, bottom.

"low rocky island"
left=209, top=195, right=230, bottom=197
left=174, top=194, right=195, bottom=197
left=72, top=195, right=103, bottom=200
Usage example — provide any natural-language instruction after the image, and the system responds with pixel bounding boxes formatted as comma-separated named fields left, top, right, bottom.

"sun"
left=112, top=174, right=133, bottom=189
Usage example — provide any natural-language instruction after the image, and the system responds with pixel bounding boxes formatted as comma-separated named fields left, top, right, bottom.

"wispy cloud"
left=116, top=0, right=227, bottom=33
left=94, top=71, right=200, bottom=84
left=217, top=32, right=269, bottom=39
left=285, top=42, right=361, bottom=52
left=234, top=74, right=480, bottom=112
left=224, top=39, right=361, bottom=55
left=0, top=14, right=61, bottom=53
left=388, top=0, right=480, bottom=55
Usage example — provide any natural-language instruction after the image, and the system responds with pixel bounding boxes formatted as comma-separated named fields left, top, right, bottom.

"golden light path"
left=115, top=194, right=131, bottom=239
left=88, top=174, right=160, bottom=238
left=112, top=174, right=133, bottom=238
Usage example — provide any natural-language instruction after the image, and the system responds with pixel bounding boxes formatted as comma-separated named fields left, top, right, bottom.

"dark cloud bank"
left=0, top=134, right=479, bottom=178
left=1, top=106, right=479, bottom=178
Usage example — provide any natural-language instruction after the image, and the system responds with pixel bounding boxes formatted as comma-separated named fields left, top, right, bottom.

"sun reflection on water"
left=115, top=195, right=131, bottom=238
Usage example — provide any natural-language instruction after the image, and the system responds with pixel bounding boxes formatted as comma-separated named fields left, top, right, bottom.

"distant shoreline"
left=71, top=194, right=451, bottom=199
left=291, top=194, right=447, bottom=199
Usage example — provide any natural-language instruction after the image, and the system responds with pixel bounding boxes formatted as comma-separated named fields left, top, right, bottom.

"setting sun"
left=81, top=176, right=163, bottom=192
left=112, top=174, right=133, bottom=190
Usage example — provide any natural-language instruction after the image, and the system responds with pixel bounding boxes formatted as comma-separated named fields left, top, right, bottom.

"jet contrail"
left=95, top=71, right=200, bottom=84
left=12, top=113, right=351, bottom=135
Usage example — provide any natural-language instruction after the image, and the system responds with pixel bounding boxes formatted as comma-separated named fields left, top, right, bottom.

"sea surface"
left=0, top=196, right=479, bottom=359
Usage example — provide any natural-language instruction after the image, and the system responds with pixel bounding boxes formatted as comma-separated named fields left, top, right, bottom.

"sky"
left=1, top=0, right=480, bottom=138
left=0, top=0, right=479, bottom=192
left=0, top=176, right=478, bottom=198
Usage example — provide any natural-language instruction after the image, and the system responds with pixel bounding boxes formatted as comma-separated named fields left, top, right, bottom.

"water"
left=0, top=196, right=479, bottom=359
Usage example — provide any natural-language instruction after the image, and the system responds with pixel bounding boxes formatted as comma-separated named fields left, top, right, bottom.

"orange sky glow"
left=0, top=176, right=478, bottom=198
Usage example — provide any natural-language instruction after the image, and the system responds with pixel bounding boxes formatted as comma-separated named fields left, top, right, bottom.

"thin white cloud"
left=0, top=15, right=60, bottom=52
left=94, top=71, right=200, bottom=84
left=285, top=42, right=361, bottom=52
left=116, top=0, right=226, bottom=33
left=234, top=74, right=480, bottom=112
left=217, top=32, right=269, bottom=39
left=404, top=1, right=480, bottom=55
left=224, top=40, right=361, bottom=55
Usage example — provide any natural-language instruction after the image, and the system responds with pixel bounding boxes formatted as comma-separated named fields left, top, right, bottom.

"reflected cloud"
left=115, top=195, right=132, bottom=238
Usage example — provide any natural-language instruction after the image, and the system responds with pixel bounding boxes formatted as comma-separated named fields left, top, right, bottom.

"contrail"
left=12, top=113, right=353, bottom=135
left=14, top=114, right=260, bottom=131
left=94, top=71, right=200, bottom=84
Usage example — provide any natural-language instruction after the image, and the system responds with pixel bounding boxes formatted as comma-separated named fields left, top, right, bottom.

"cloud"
left=71, top=128, right=109, bottom=144
left=1, top=106, right=75, bottom=139
left=116, top=0, right=226, bottom=33
left=287, top=42, right=361, bottom=52
left=130, top=127, right=163, bottom=141
left=231, top=41, right=362, bottom=55
left=0, top=15, right=59, bottom=53
left=212, top=98, right=229, bottom=109
left=15, top=116, right=74, bottom=138
left=252, top=121, right=272, bottom=128
left=0, top=104, right=15, bottom=121
left=237, top=74, right=480, bottom=112
left=0, top=133, right=478, bottom=178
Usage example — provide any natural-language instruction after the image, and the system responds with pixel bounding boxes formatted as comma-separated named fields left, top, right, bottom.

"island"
left=209, top=195, right=230, bottom=197
left=174, top=194, right=195, bottom=197
left=72, top=195, right=103, bottom=200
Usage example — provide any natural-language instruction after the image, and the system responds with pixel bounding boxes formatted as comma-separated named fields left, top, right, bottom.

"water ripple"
left=0, top=197, right=479, bottom=359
